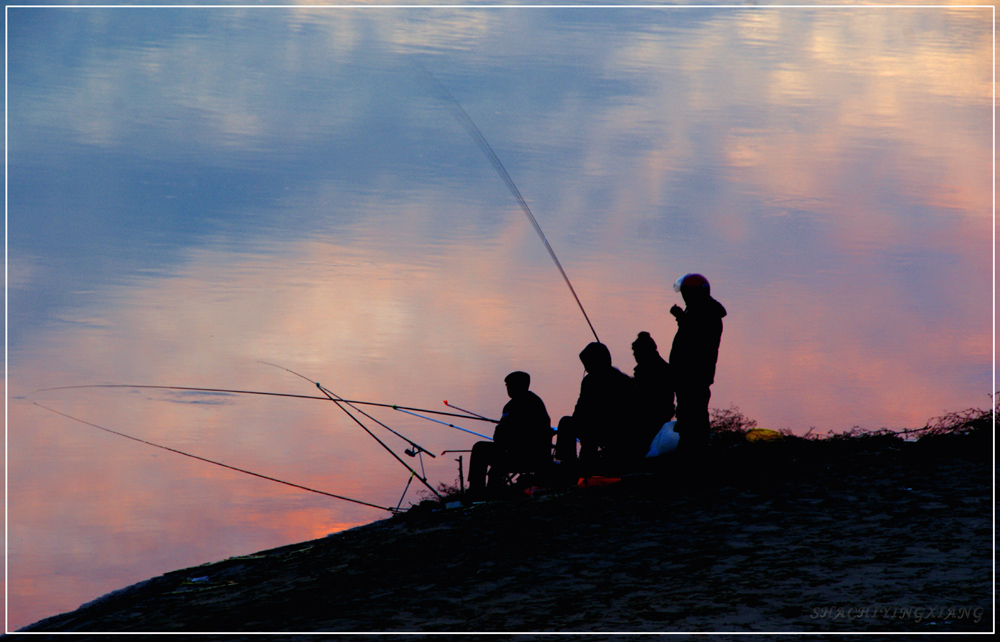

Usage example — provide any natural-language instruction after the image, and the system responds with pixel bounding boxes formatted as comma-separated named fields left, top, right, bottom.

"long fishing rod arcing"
left=32, top=402, right=397, bottom=513
left=34, top=384, right=496, bottom=423
left=258, top=361, right=443, bottom=500
left=416, top=63, right=600, bottom=344
left=257, top=361, right=437, bottom=458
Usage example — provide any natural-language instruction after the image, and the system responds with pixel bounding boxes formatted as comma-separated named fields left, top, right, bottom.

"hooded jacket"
left=572, top=342, right=635, bottom=448
left=669, top=295, right=727, bottom=387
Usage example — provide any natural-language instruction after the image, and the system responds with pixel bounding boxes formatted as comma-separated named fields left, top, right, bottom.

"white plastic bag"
left=645, top=420, right=680, bottom=458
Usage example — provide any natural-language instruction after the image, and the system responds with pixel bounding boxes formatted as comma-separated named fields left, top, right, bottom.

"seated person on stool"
left=555, top=342, right=636, bottom=473
left=469, top=371, right=552, bottom=494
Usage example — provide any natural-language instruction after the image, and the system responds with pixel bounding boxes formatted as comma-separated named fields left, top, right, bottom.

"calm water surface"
left=6, top=4, right=993, bottom=630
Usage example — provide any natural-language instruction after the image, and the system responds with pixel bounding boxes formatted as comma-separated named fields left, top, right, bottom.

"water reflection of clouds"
left=13, top=12, right=380, bottom=157
left=9, top=7, right=989, bottom=433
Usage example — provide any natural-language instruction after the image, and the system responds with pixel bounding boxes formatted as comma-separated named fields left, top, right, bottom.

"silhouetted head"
left=673, top=273, right=710, bottom=305
left=631, top=331, right=658, bottom=362
left=579, top=342, right=612, bottom=373
left=504, top=371, right=531, bottom=398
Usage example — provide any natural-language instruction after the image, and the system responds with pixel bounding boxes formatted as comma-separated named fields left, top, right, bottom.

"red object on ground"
left=577, top=476, right=622, bottom=488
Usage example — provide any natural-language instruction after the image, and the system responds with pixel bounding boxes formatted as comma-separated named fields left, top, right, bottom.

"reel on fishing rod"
left=404, top=443, right=433, bottom=458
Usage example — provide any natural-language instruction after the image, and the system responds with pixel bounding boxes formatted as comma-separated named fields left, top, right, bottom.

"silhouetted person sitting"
left=468, top=371, right=552, bottom=494
left=669, top=273, right=726, bottom=453
left=631, top=331, right=675, bottom=456
left=555, top=342, right=636, bottom=471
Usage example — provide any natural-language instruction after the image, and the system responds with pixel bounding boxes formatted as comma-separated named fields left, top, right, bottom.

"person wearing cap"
left=555, top=342, right=636, bottom=470
left=468, top=371, right=552, bottom=494
left=669, top=273, right=727, bottom=452
left=631, top=331, right=675, bottom=456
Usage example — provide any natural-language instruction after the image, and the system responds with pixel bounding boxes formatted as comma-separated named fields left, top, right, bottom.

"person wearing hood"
left=669, top=273, right=727, bottom=452
left=555, top=342, right=635, bottom=469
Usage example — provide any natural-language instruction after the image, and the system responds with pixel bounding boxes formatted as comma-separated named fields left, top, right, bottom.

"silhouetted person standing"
left=669, top=274, right=726, bottom=452
left=631, top=331, right=675, bottom=456
left=469, top=371, right=552, bottom=493
left=556, top=342, right=635, bottom=469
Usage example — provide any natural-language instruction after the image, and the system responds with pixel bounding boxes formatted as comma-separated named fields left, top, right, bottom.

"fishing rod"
left=258, top=361, right=442, bottom=500
left=443, top=400, right=496, bottom=423
left=34, top=384, right=496, bottom=423
left=32, top=402, right=396, bottom=513
left=258, top=361, right=436, bottom=458
left=315, top=384, right=443, bottom=500
left=418, top=63, right=601, bottom=344
left=394, top=406, right=493, bottom=441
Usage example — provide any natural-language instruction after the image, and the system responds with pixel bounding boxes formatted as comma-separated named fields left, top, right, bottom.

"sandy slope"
left=20, top=434, right=993, bottom=636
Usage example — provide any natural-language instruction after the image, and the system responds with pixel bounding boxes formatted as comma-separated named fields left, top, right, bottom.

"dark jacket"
left=572, top=365, right=635, bottom=452
left=669, top=296, right=727, bottom=387
left=494, top=391, right=551, bottom=466
left=633, top=352, right=675, bottom=431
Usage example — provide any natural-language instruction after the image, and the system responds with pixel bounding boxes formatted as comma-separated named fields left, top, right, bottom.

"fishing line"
left=32, top=402, right=396, bottom=513
left=258, top=361, right=442, bottom=499
left=417, top=63, right=600, bottom=343
left=34, top=384, right=496, bottom=423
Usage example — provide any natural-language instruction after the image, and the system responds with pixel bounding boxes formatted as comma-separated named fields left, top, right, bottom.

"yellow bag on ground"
left=745, top=428, right=782, bottom=442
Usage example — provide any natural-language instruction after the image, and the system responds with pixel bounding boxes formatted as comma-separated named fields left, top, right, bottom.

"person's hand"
left=670, top=304, right=684, bottom=319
